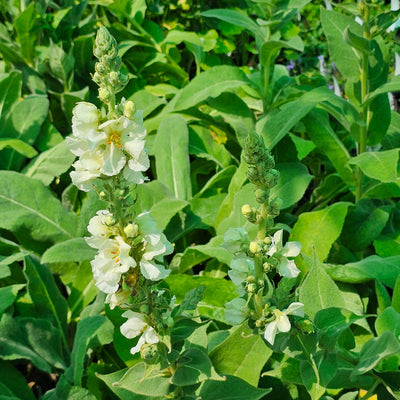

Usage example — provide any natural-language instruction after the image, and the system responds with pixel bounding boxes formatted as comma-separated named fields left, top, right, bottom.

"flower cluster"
left=67, top=102, right=149, bottom=191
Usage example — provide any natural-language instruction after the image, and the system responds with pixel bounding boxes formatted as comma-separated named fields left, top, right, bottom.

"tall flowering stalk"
left=67, top=27, right=174, bottom=358
left=223, top=132, right=309, bottom=346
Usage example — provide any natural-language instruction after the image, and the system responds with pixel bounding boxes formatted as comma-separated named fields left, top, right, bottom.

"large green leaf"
left=41, top=238, right=96, bottom=264
left=365, top=74, right=400, bottom=105
left=66, top=316, right=113, bottom=386
left=320, top=8, right=362, bottom=82
left=23, top=140, right=75, bottom=185
left=14, top=3, right=36, bottom=65
left=341, top=199, right=391, bottom=252
left=290, top=202, right=351, bottom=262
left=153, top=114, right=192, bottom=200
left=24, top=256, right=68, bottom=346
left=375, top=307, right=400, bottom=338
left=210, top=322, right=272, bottom=386
left=173, top=66, right=252, bottom=111
left=0, top=171, right=78, bottom=244
left=201, top=9, right=265, bottom=42
left=165, top=274, right=237, bottom=323
left=0, top=72, right=22, bottom=130
left=0, top=138, right=37, bottom=158
left=299, top=258, right=346, bottom=319
left=0, top=360, right=36, bottom=400
left=352, top=332, right=400, bottom=377
left=1, top=95, right=49, bottom=170
left=303, top=110, right=354, bottom=185
left=348, top=149, right=399, bottom=183
left=0, top=284, right=25, bottom=317
left=271, top=163, right=313, bottom=209
left=197, top=375, right=271, bottom=400
left=325, top=255, right=400, bottom=288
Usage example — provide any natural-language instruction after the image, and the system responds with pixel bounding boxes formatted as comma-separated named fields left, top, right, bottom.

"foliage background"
left=0, top=0, right=400, bottom=399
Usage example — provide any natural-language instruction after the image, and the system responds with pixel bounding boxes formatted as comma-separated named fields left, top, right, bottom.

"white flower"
left=86, top=210, right=118, bottom=249
left=106, top=289, right=131, bottom=310
left=70, top=150, right=103, bottom=192
left=91, top=236, right=136, bottom=294
left=225, top=298, right=249, bottom=325
left=140, top=259, right=170, bottom=281
left=228, top=256, right=255, bottom=296
left=264, top=302, right=304, bottom=345
left=267, top=230, right=301, bottom=278
left=120, top=310, right=159, bottom=355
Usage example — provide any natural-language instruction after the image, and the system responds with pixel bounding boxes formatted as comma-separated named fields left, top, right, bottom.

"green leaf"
left=0, top=284, right=25, bottom=317
left=23, top=140, right=75, bottom=185
left=341, top=199, right=391, bottom=252
left=290, top=202, right=351, bottom=262
left=175, top=285, right=205, bottom=314
left=393, top=275, right=400, bottom=313
left=210, top=322, right=272, bottom=386
left=201, top=9, right=265, bottom=42
left=257, top=86, right=354, bottom=150
left=149, top=197, right=189, bottom=231
left=0, top=138, right=37, bottom=158
left=165, top=274, right=237, bottom=323
left=66, top=316, right=113, bottom=386
left=365, top=74, right=400, bottom=105
left=1, top=95, right=49, bottom=170
left=0, top=72, right=22, bottom=128
left=96, top=369, right=154, bottom=400
left=14, top=3, right=36, bottom=65
left=315, top=308, right=366, bottom=351
left=171, top=347, right=213, bottom=386
left=289, top=134, right=316, bottom=161
left=325, top=255, right=400, bottom=288
left=0, top=314, right=53, bottom=373
left=189, top=125, right=231, bottom=168
left=320, top=8, right=362, bottom=81
left=115, top=362, right=171, bottom=396
left=352, top=331, right=400, bottom=377
left=271, top=163, right=313, bottom=209
left=41, top=238, right=96, bottom=264
left=48, top=43, right=74, bottom=89
left=0, top=360, right=36, bottom=400
left=173, top=66, right=252, bottom=111
left=153, top=114, right=192, bottom=200
left=299, top=258, right=346, bottom=319
left=303, top=110, right=354, bottom=185
left=0, top=171, right=78, bottom=244
left=348, top=149, right=399, bottom=183
left=24, top=256, right=68, bottom=344
left=197, top=374, right=271, bottom=400
left=206, top=93, right=255, bottom=146
left=375, top=306, right=400, bottom=339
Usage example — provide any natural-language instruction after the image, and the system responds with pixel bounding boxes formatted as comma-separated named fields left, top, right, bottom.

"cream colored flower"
left=264, top=302, right=304, bottom=345
left=120, top=310, right=159, bottom=355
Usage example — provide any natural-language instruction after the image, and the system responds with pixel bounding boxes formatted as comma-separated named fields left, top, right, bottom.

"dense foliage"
left=0, top=0, right=400, bottom=399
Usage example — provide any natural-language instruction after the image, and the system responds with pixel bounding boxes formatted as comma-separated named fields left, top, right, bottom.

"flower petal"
left=284, top=302, right=305, bottom=317
left=277, top=258, right=300, bottom=278
left=264, top=320, right=278, bottom=345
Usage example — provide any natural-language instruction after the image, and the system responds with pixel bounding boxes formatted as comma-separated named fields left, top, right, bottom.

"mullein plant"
left=223, top=131, right=308, bottom=346
left=67, top=27, right=175, bottom=358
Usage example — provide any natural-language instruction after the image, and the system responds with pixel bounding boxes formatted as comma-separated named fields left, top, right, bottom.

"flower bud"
left=105, top=215, right=116, bottom=226
left=263, top=237, right=272, bottom=245
left=255, top=188, right=269, bottom=204
left=262, top=169, right=279, bottom=189
left=124, top=223, right=139, bottom=238
left=269, top=197, right=282, bottom=210
left=249, top=241, right=261, bottom=254
left=247, top=282, right=257, bottom=293
left=95, top=62, right=108, bottom=75
left=123, top=100, right=136, bottom=119
left=263, top=262, right=271, bottom=272
left=109, top=71, right=119, bottom=85
left=140, top=343, right=159, bottom=363
left=241, top=204, right=257, bottom=223
left=255, top=319, right=265, bottom=328
left=98, top=87, right=112, bottom=103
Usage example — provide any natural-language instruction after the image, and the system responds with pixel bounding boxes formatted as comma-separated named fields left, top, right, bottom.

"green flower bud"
left=94, top=27, right=116, bottom=58
left=247, top=165, right=260, bottom=185
left=296, top=318, right=315, bottom=334
left=105, top=215, right=116, bottom=226
left=263, top=237, right=272, bottom=245
left=255, top=188, right=269, bottom=204
left=262, top=169, right=279, bottom=189
left=140, top=343, right=159, bottom=364
left=123, top=100, right=136, bottom=119
left=247, top=282, right=257, bottom=293
left=243, top=132, right=266, bottom=164
left=95, top=62, right=108, bottom=75
left=269, top=197, right=282, bottom=210
left=249, top=241, right=262, bottom=254
left=263, top=262, right=271, bottom=273
left=245, top=275, right=256, bottom=283
left=255, top=319, right=265, bottom=328
left=241, top=204, right=257, bottom=223
left=124, top=223, right=139, bottom=238
left=268, top=257, right=279, bottom=267
left=98, top=87, right=112, bottom=103
left=140, top=304, right=150, bottom=314
left=109, top=71, right=119, bottom=85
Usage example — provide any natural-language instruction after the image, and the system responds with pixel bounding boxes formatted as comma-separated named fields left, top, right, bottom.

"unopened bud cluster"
left=93, top=27, right=128, bottom=103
